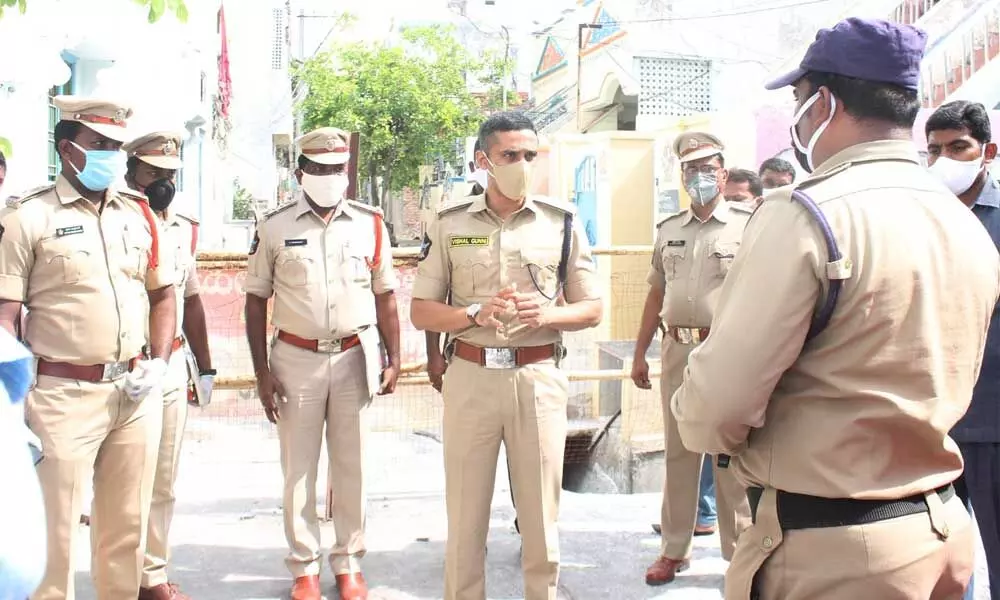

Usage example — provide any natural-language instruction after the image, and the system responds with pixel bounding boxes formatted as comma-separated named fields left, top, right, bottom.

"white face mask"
left=928, top=155, right=983, bottom=196
left=791, top=91, right=837, bottom=172
left=301, top=172, right=348, bottom=208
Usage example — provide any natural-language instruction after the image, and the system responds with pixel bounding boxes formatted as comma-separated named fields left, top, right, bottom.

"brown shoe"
left=645, top=556, right=690, bottom=586
left=138, top=583, right=190, bottom=600
left=335, top=573, right=368, bottom=600
left=694, top=523, right=717, bottom=536
left=290, top=575, right=321, bottom=600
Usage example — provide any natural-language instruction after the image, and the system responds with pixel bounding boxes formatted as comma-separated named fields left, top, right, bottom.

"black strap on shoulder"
left=557, top=212, right=573, bottom=286
left=790, top=189, right=844, bottom=342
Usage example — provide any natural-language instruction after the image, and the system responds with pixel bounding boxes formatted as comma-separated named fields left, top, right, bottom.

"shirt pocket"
left=121, top=229, right=151, bottom=280
left=662, top=246, right=687, bottom=283
left=520, top=247, right=561, bottom=299
left=344, top=246, right=372, bottom=288
left=711, top=242, right=739, bottom=278
left=276, top=248, right=314, bottom=287
left=39, top=237, right=93, bottom=285
left=451, top=247, right=494, bottom=298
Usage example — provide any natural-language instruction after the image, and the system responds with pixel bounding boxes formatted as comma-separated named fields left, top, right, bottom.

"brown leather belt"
left=37, top=356, right=142, bottom=382
left=452, top=339, right=556, bottom=369
left=666, top=326, right=710, bottom=345
left=277, top=330, right=361, bottom=353
left=171, top=336, right=184, bottom=352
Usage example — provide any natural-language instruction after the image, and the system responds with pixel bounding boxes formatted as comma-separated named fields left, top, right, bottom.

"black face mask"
left=791, top=143, right=811, bottom=175
left=144, top=178, right=176, bottom=211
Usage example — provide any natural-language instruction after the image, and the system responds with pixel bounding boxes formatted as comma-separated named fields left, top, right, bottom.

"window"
left=47, top=58, right=77, bottom=182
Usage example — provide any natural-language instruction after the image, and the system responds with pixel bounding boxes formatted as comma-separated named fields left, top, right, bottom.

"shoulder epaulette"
left=347, top=200, right=384, bottom=217
left=119, top=189, right=148, bottom=203
left=176, top=213, right=200, bottom=226
left=533, top=195, right=577, bottom=215
left=437, top=199, right=474, bottom=217
left=656, top=211, right=685, bottom=228
left=261, top=202, right=295, bottom=221
left=6, top=184, right=55, bottom=209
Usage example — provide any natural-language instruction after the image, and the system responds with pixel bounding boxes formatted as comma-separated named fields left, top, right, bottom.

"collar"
left=975, top=177, right=1000, bottom=209
left=683, top=198, right=730, bottom=226
left=55, top=174, right=123, bottom=208
left=466, top=193, right=539, bottom=216
left=811, top=140, right=921, bottom=177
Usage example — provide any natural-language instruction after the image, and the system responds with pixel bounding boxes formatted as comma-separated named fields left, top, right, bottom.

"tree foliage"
left=479, top=48, right=521, bottom=112
left=294, top=25, right=482, bottom=208
left=0, top=0, right=187, bottom=22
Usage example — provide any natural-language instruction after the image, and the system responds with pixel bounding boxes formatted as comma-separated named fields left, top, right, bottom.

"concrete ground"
left=71, top=418, right=990, bottom=600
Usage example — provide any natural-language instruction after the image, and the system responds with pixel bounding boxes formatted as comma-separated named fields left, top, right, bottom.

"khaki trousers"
left=270, top=340, right=370, bottom=577
left=442, top=357, right=568, bottom=600
left=659, top=337, right=750, bottom=561
left=142, top=351, right=188, bottom=588
left=727, top=487, right=974, bottom=599
left=27, top=374, right=162, bottom=600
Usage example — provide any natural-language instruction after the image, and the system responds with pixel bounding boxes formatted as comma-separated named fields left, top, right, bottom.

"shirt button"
left=762, top=536, right=773, bottom=549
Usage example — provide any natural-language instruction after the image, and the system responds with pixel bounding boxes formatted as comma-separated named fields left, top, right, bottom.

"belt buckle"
left=676, top=328, right=693, bottom=344
left=483, top=347, right=516, bottom=369
left=102, top=361, right=128, bottom=381
left=316, top=338, right=343, bottom=353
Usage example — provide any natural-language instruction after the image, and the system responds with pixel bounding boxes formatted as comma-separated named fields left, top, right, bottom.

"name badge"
left=284, top=239, right=308, bottom=247
left=56, top=225, right=84, bottom=237
left=450, top=235, right=489, bottom=247
left=666, top=240, right=685, bottom=247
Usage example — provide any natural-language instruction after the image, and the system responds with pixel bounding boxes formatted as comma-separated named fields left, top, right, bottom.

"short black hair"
left=297, top=154, right=316, bottom=170
left=126, top=156, right=141, bottom=177
left=758, top=157, right=796, bottom=181
left=477, top=111, right=537, bottom=154
left=925, top=100, right=991, bottom=144
left=53, top=121, right=83, bottom=147
left=804, top=71, right=920, bottom=129
left=727, top=168, right=763, bottom=197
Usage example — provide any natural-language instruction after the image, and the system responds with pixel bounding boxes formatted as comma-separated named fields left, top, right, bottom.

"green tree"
left=294, top=24, right=481, bottom=209
left=232, top=179, right=254, bottom=221
left=479, top=48, right=521, bottom=112
left=0, top=0, right=187, bottom=22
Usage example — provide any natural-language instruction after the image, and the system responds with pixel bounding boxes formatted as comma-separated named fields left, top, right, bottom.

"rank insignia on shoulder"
left=666, top=240, right=686, bottom=247
left=249, top=232, right=260, bottom=255
left=418, top=233, right=432, bottom=261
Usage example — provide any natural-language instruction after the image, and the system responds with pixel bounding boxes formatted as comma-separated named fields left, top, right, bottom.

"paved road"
left=69, top=424, right=988, bottom=599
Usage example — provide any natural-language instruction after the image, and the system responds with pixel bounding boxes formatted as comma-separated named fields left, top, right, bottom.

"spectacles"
left=682, top=165, right=720, bottom=177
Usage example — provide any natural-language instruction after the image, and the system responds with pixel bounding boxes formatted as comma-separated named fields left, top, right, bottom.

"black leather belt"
left=746, top=483, right=955, bottom=530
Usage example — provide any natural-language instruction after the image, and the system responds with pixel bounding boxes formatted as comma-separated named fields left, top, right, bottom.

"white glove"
left=198, top=373, right=215, bottom=405
left=124, top=358, right=169, bottom=401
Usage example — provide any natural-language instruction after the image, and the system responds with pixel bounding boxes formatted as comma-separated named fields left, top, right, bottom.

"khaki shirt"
left=159, top=209, right=200, bottom=339
left=0, top=175, right=174, bottom=364
left=412, top=193, right=598, bottom=347
left=671, top=140, right=1000, bottom=499
left=244, top=195, right=398, bottom=341
left=648, top=200, right=753, bottom=327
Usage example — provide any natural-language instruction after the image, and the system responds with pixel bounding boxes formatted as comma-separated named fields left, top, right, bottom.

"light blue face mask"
left=685, top=173, right=719, bottom=206
left=70, top=142, right=125, bottom=192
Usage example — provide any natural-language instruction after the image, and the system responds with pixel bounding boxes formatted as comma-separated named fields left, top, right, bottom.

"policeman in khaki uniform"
left=244, top=127, right=401, bottom=600
left=631, top=132, right=753, bottom=586
left=0, top=97, right=177, bottom=600
left=671, top=19, right=1000, bottom=599
left=122, top=131, right=215, bottom=600
left=410, top=111, right=602, bottom=600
